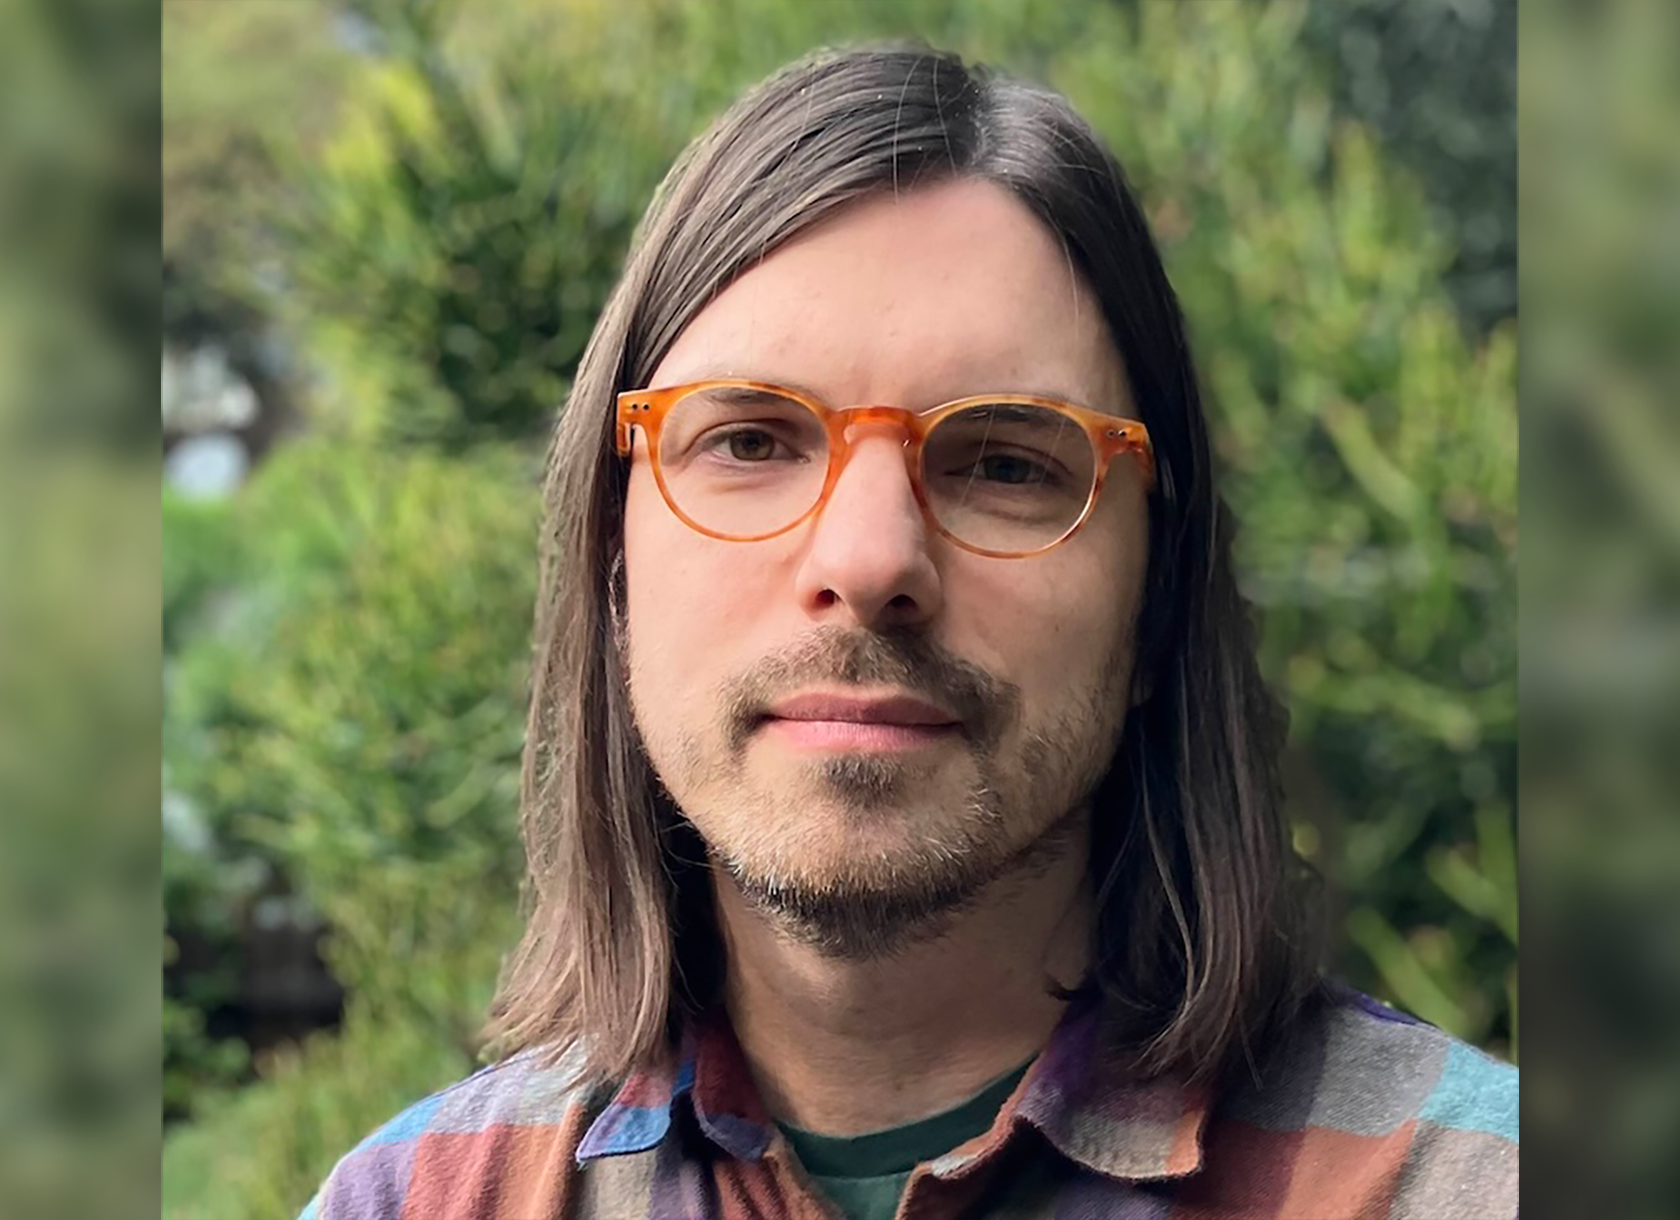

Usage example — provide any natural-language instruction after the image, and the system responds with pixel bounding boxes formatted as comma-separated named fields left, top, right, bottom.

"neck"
left=713, top=814, right=1093, bottom=1135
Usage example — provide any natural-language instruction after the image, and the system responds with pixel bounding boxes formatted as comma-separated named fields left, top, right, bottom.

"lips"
left=764, top=692, right=960, bottom=727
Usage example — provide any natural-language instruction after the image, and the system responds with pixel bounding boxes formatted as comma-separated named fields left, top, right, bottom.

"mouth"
left=758, top=691, right=962, bottom=752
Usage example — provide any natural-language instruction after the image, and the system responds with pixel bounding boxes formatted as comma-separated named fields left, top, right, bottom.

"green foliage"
left=163, top=0, right=354, bottom=333
left=1295, top=0, right=1516, bottom=336
left=161, top=818, right=259, bottom=1116
left=2, top=0, right=161, bottom=1210
left=162, top=992, right=249, bottom=1121
left=165, top=437, right=538, bottom=1100
left=163, top=493, right=272, bottom=1115
left=161, top=1002, right=475, bottom=1220
left=278, top=9, right=653, bottom=447
left=161, top=439, right=537, bottom=1136
left=0, top=459, right=159, bottom=1220
left=164, top=491, right=244, bottom=653
left=1522, top=2, right=1680, bottom=1209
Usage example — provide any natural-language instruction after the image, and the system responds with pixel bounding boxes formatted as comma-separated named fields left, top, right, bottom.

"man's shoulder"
left=1275, top=985, right=1516, bottom=1138
left=1204, top=984, right=1517, bottom=1217
left=297, top=1044, right=598, bottom=1220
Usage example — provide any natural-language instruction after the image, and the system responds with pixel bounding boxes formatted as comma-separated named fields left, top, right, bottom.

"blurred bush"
left=1295, top=0, right=1516, bottom=338
left=159, top=1, right=1519, bottom=1215
left=161, top=1000, right=474, bottom=1220
left=163, top=492, right=265, bottom=1114
left=165, top=437, right=537, bottom=1050
left=1521, top=1, right=1680, bottom=1215
left=0, top=462, right=161, bottom=1220
left=163, top=0, right=356, bottom=440
left=279, top=2, right=642, bottom=446
left=2, top=0, right=160, bottom=1216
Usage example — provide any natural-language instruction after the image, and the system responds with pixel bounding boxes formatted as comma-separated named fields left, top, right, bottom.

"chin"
left=728, top=792, right=1007, bottom=884
left=713, top=824, right=1014, bottom=960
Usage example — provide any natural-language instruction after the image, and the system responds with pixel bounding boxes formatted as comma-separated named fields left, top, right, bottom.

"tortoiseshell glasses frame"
left=614, top=378, right=1155, bottom=559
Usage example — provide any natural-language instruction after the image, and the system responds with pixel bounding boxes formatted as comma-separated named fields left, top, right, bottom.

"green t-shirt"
left=776, top=1060, right=1032, bottom=1220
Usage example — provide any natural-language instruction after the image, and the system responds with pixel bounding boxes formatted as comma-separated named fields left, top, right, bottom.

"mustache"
left=719, top=627, right=1018, bottom=750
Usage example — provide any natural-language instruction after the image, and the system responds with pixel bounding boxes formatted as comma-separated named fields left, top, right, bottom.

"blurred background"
left=3, top=0, right=1674, bottom=1218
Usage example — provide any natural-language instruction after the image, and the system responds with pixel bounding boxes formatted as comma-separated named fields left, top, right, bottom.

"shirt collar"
left=1004, top=1000, right=1210, bottom=1181
left=577, top=1000, right=1211, bottom=1182
left=575, top=1013, right=774, bottom=1164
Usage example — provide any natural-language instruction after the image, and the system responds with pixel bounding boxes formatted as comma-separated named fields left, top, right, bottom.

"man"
left=302, top=45, right=1516, bottom=1220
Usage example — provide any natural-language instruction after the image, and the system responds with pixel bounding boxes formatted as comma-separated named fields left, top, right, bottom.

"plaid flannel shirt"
left=300, top=985, right=1517, bottom=1220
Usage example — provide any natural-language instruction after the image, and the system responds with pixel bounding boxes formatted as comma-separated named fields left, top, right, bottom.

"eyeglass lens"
left=654, top=385, right=1098, bottom=552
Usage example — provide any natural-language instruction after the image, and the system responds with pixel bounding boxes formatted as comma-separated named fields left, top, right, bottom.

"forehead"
left=648, top=178, right=1131, bottom=413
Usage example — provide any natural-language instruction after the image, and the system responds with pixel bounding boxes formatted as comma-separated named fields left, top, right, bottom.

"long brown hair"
left=486, top=43, right=1321, bottom=1088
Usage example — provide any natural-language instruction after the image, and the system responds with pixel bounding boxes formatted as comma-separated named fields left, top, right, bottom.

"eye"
left=727, top=429, right=774, bottom=461
left=972, top=453, right=1052, bottom=485
left=701, top=425, right=803, bottom=463
left=943, top=450, right=1062, bottom=487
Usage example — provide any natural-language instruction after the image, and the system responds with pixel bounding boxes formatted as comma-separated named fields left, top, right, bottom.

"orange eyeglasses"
left=615, top=379, right=1155, bottom=559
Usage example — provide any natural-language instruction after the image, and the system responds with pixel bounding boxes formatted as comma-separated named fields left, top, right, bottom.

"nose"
left=792, top=430, right=944, bottom=630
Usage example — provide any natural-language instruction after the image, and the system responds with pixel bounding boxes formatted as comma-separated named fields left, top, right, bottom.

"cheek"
left=622, top=468, right=770, bottom=703
left=623, top=471, right=695, bottom=699
left=962, top=575, right=1115, bottom=694
left=950, top=514, right=1147, bottom=704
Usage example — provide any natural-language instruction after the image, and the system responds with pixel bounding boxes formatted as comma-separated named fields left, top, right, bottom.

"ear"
left=607, top=546, right=628, bottom=653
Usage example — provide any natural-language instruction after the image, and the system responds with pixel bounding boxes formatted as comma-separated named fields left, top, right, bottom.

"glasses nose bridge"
left=828, top=403, right=926, bottom=468
left=832, top=402, right=920, bottom=436
left=819, top=403, right=930, bottom=516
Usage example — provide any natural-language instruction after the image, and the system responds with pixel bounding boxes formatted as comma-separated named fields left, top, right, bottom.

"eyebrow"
left=666, top=373, right=1102, bottom=412
left=941, top=403, right=1078, bottom=427
left=692, top=384, right=814, bottom=409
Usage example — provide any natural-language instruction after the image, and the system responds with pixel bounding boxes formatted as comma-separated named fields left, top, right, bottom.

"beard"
left=717, top=787, right=1091, bottom=960
left=632, top=625, right=1131, bottom=961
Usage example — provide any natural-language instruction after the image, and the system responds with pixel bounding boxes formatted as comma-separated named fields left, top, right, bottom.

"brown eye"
left=725, top=429, right=777, bottom=461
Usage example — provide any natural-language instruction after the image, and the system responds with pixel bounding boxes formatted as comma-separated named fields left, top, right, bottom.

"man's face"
left=622, top=179, right=1150, bottom=957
